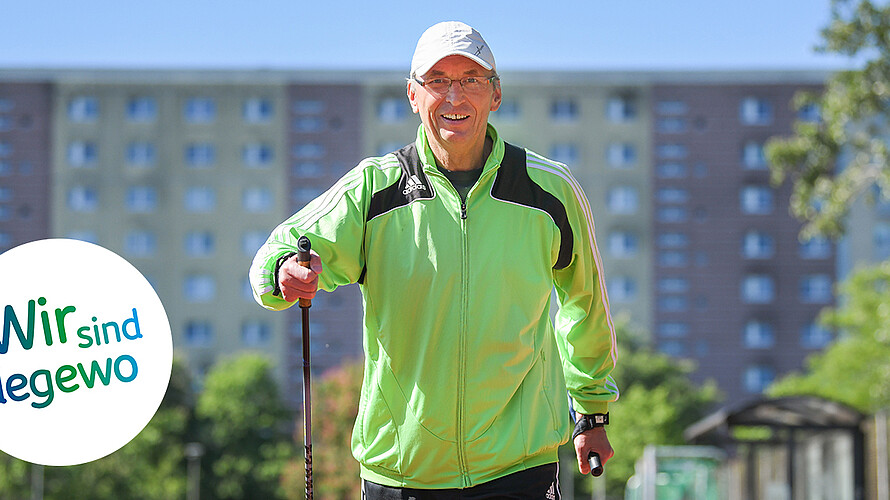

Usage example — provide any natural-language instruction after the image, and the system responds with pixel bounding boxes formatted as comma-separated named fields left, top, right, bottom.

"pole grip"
left=588, top=452, right=603, bottom=477
left=297, top=236, right=312, bottom=308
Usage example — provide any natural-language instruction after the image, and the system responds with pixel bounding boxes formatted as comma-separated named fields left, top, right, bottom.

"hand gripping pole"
left=296, top=236, right=313, bottom=499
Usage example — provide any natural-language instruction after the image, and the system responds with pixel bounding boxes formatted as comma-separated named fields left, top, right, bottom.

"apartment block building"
left=0, top=68, right=846, bottom=409
left=0, top=80, right=52, bottom=249
left=650, top=75, right=831, bottom=404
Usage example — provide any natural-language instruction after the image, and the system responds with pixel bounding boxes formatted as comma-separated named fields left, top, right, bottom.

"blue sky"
left=0, top=0, right=856, bottom=71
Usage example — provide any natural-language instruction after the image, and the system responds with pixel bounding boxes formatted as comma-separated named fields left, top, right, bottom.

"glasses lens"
left=426, top=79, right=451, bottom=94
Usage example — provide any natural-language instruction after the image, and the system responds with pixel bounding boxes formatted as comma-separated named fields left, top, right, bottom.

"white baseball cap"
left=410, top=21, right=497, bottom=78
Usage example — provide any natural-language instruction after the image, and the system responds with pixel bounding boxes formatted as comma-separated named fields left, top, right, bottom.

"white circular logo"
left=0, top=239, right=172, bottom=466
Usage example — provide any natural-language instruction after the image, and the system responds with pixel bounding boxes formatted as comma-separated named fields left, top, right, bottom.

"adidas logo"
left=402, top=174, right=427, bottom=195
left=546, top=483, right=557, bottom=500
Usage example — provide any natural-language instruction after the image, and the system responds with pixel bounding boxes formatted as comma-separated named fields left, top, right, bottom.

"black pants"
left=361, top=463, right=560, bottom=500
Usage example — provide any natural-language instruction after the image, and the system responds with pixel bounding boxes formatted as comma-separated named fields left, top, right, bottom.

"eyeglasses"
left=412, top=75, right=499, bottom=95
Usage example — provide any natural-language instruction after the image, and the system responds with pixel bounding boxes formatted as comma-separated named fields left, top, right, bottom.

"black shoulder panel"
left=492, top=143, right=574, bottom=270
left=366, top=143, right=435, bottom=222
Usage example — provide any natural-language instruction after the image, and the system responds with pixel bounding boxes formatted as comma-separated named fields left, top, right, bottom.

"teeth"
left=443, top=114, right=468, bottom=120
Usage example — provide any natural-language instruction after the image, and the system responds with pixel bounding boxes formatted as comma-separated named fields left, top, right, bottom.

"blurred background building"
left=1, top=67, right=878, bottom=408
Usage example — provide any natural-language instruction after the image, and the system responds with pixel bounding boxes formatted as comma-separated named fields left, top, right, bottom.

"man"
left=250, top=21, right=618, bottom=499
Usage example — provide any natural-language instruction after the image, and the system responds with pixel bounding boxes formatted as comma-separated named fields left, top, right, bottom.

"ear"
left=490, top=80, right=502, bottom=112
left=407, top=80, right=420, bottom=114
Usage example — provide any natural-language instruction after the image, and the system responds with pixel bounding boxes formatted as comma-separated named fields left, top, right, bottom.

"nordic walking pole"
left=296, top=236, right=314, bottom=500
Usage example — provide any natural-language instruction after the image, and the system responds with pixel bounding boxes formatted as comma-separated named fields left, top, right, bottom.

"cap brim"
left=413, top=51, right=494, bottom=78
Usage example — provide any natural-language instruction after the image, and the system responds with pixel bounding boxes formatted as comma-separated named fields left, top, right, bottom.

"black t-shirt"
left=437, top=166, right=482, bottom=203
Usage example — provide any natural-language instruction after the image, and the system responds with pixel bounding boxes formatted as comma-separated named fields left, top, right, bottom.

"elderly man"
left=250, top=21, right=618, bottom=499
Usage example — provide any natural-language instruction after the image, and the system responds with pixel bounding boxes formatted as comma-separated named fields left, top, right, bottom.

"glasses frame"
left=411, top=75, right=500, bottom=95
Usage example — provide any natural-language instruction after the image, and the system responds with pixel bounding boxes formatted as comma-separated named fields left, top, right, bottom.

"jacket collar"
left=414, top=123, right=506, bottom=176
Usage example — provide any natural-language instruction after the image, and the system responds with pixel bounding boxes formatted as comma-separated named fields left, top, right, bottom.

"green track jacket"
left=250, top=124, right=619, bottom=489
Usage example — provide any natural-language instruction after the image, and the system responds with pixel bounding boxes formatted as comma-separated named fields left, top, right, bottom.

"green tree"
left=196, top=353, right=296, bottom=500
left=0, top=359, right=193, bottom=500
left=568, top=320, right=721, bottom=498
left=280, top=359, right=364, bottom=500
left=766, top=0, right=890, bottom=239
left=769, top=262, right=890, bottom=411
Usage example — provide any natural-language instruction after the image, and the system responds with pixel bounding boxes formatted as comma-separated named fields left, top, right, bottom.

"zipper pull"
left=460, top=201, right=467, bottom=220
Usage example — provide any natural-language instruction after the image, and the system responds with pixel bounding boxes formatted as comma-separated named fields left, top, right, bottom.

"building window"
left=293, top=115, right=325, bottom=132
left=740, top=97, right=773, bottom=125
left=656, top=117, right=687, bottom=133
left=741, top=274, right=775, bottom=304
left=608, top=276, right=637, bottom=303
left=242, top=143, right=274, bottom=168
left=608, top=231, right=638, bottom=257
left=292, top=188, right=321, bottom=205
left=658, top=232, right=689, bottom=248
left=742, top=230, right=775, bottom=259
left=242, top=231, right=268, bottom=256
left=798, top=103, right=821, bottom=122
left=293, top=99, right=325, bottom=114
left=658, top=251, right=688, bottom=267
left=0, top=116, right=11, bottom=131
left=656, top=100, right=688, bottom=116
left=242, top=321, right=271, bottom=346
left=0, top=187, right=11, bottom=202
left=799, top=236, right=831, bottom=259
left=549, top=143, right=579, bottom=165
left=607, top=186, right=639, bottom=215
left=292, top=162, right=323, bottom=178
left=606, top=143, right=637, bottom=168
left=184, top=321, right=214, bottom=347
left=658, top=296, right=688, bottom=312
left=656, top=188, right=689, bottom=204
left=606, top=95, right=636, bottom=122
left=184, top=275, right=216, bottom=302
left=124, top=230, right=156, bottom=257
left=742, top=141, right=767, bottom=169
left=658, top=322, right=689, bottom=338
left=800, top=274, right=832, bottom=303
left=0, top=98, right=13, bottom=112
left=67, top=186, right=98, bottom=212
left=68, top=96, right=99, bottom=122
left=0, top=232, right=11, bottom=248
left=185, top=231, right=215, bottom=257
left=658, top=277, right=689, bottom=293
left=550, top=98, right=578, bottom=122
left=243, top=187, right=273, bottom=213
left=801, top=322, right=833, bottom=349
left=184, top=97, right=216, bottom=123
left=243, top=98, right=273, bottom=123
left=743, top=365, right=775, bottom=393
left=740, top=186, right=774, bottom=214
left=126, top=186, right=157, bottom=213
left=126, top=97, right=157, bottom=122
left=743, top=320, right=775, bottom=349
left=185, top=143, right=216, bottom=168
left=656, top=163, right=687, bottom=179
left=126, top=142, right=156, bottom=168
left=67, top=141, right=98, bottom=167
left=493, top=98, right=520, bottom=121
left=184, top=186, right=216, bottom=213
left=293, top=143, right=325, bottom=159
left=656, top=144, right=688, bottom=160
left=657, top=207, right=689, bottom=223
left=378, top=97, right=409, bottom=123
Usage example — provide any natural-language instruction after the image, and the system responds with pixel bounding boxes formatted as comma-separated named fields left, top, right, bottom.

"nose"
left=444, top=80, right=467, bottom=104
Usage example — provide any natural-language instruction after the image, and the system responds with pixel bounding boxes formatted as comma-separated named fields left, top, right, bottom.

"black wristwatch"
left=572, top=413, right=609, bottom=441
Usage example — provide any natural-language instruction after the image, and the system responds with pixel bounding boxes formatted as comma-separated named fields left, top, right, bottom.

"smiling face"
left=408, top=54, right=501, bottom=169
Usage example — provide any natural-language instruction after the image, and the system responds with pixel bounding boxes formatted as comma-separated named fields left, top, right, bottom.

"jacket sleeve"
left=248, top=162, right=372, bottom=311
left=551, top=174, right=619, bottom=416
